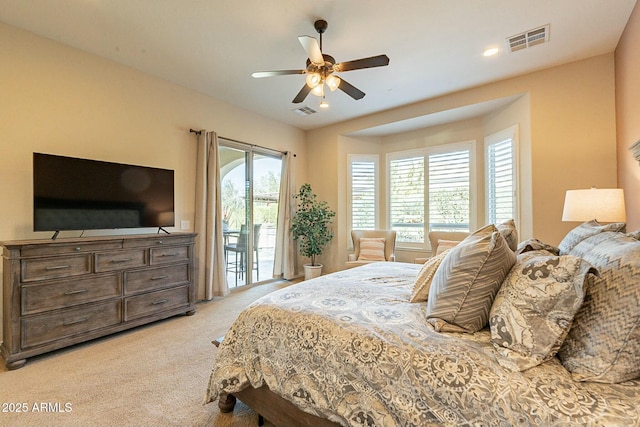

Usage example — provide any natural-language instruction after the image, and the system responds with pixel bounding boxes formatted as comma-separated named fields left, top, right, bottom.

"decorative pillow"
left=558, top=232, right=640, bottom=383
left=426, top=224, right=516, bottom=333
left=357, top=237, right=386, bottom=261
left=516, top=238, right=560, bottom=256
left=557, top=220, right=626, bottom=255
left=435, top=239, right=459, bottom=256
left=497, top=219, right=518, bottom=251
left=489, top=250, right=596, bottom=372
left=627, top=230, right=640, bottom=241
left=410, top=250, right=448, bottom=302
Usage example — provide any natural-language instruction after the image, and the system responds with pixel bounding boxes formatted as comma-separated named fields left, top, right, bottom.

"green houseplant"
left=291, top=183, right=336, bottom=279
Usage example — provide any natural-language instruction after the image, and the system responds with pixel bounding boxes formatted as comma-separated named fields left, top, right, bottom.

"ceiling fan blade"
left=298, top=35, right=324, bottom=65
left=252, top=70, right=305, bottom=78
left=334, top=54, right=390, bottom=72
left=292, top=84, right=312, bottom=103
left=338, top=78, right=365, bottom=100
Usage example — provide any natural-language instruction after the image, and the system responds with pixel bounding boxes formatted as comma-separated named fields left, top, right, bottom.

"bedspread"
left=206, top=262, right=640, bottom=426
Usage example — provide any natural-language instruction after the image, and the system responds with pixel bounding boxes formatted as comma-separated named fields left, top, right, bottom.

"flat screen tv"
left=33, top=153, right=175, bottom=234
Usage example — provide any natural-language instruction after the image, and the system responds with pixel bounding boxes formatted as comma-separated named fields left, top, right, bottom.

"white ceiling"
left=1, top=0, right=637, bottom=133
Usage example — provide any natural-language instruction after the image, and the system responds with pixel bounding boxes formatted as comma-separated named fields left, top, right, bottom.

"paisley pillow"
left=490, top=250, right=596, bottom=371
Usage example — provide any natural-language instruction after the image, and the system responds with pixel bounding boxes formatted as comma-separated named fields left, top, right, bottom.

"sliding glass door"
left=219, top=141, right=282, bottom=289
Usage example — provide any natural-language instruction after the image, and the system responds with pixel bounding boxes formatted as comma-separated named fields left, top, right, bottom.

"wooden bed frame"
left=219, top=386, right=342, bottom=427
left=213, top=337, right=342, bottom=427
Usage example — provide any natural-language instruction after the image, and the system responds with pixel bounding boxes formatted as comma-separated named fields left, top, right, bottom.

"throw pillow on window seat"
left=435, top=239, right=459, bottom=255
left=357, top=237, right=386, bottom=261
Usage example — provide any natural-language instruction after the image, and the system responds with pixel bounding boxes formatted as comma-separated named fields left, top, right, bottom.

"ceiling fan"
left=251, top=19, right=390, bottom=105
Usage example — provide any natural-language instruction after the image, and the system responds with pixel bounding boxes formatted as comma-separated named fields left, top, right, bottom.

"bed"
left=206, top=259, right=640, bottom=427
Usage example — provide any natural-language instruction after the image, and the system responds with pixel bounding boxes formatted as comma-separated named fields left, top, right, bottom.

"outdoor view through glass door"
left=219, top=143, right=281, bottom=289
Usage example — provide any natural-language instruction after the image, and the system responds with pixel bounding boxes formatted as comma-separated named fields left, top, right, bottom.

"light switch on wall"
left=180, top=220, right=190, bottom=230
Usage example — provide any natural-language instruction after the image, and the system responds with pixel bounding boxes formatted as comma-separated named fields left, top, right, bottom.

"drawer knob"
left=74, top=247, right=81, bottom=252
left=64, top=289, right=89, bottom=295
left=63, top=317, right=89, bottom=326
left=152, top=299, right=169, bottom=305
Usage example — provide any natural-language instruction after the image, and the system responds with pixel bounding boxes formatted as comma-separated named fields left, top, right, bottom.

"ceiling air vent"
left=507, top=24, right=549, bottom=53
left=292, top=106, right=317, bottom=116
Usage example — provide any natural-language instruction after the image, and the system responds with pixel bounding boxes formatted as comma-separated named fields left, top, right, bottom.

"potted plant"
left=291, top=183, right=336, bottom=280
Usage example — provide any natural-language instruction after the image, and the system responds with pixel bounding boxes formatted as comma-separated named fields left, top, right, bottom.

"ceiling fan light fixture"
left=326, top=74, right=340, bottom=91
left=319, top=97, right=329, bottom=109
left=311, top=83, right=324, bottom=97
left=305, top=72, right=321, bottom=88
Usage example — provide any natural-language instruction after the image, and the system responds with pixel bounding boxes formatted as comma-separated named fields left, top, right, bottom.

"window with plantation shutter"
left=486, top=126, right=518, bottom=225
left=388, top=142, right=473, bottom=247
left=428, top=150, right=470, bottom=232
left=389, top=155, right=425, bottom=242
left=349, top=156, right=378, bottom=230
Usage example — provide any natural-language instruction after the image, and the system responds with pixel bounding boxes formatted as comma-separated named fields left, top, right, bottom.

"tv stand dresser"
left=1, top=233, right=196, bottom=369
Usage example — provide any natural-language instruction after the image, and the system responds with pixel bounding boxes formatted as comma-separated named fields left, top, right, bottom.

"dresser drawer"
left=95, top=249, right=146, bottom=272
left=124, top=286, right=190, bottom=321
left=150, top=245, right=190, bottom=265
left=21, top=274, right=122, bottom=315
left=21, top=300, right=122, bottom=349
left=20, top=240, right=122, bottom=257
left=124, top=235, right=194, bottom=249
left=124, top=263, right=190, bottom=295
left=21, top=254, right=92, bottom=282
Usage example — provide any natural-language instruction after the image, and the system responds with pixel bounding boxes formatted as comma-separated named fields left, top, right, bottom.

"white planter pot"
left=303, top=264, right=323, bottom=280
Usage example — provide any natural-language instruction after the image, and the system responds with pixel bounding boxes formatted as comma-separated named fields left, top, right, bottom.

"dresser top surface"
left=1, top=232, right=197, bottom=251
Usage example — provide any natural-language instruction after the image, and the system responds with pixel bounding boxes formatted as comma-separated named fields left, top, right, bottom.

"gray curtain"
left=273, top=152, right=297, bottom=279
left=194, top=130, right=228, bottom=299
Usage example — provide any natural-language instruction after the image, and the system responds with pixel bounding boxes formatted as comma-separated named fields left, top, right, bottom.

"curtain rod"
left=189, top=129, right=295, bottom=157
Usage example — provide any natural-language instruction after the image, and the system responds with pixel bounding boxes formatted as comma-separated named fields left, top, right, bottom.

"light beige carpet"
left=0, top=280, right=293, bottom=427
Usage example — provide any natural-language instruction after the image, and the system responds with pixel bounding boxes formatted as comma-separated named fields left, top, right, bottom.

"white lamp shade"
left=562, top=188, right=626, bottom=223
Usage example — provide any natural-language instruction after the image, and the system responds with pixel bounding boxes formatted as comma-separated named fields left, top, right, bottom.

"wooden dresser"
left=1, top=233, right=196, bottom=369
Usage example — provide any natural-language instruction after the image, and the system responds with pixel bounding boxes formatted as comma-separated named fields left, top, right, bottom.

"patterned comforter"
left=206, top=262, right=640, bottom=426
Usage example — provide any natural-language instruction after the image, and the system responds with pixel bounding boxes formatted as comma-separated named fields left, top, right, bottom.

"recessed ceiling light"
left=483, top=47, right=499, bottom=57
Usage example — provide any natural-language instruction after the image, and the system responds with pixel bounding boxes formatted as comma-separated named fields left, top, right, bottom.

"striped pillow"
left=426, top=224, right=516, bottom=333
left=357, top=237, right=386, bottom=261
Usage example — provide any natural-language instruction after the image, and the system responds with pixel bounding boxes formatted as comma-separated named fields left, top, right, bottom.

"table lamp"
left=562, top=188, right=626, bottom=223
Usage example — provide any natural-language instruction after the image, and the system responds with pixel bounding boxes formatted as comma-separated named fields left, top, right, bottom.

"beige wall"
left=616, top=1, right=640, bottom=231
left=0, top=23, right=306, bottom=244
left=308, top=54, right=617, bottom=274
left=0, top=22, right=307, bottom=334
